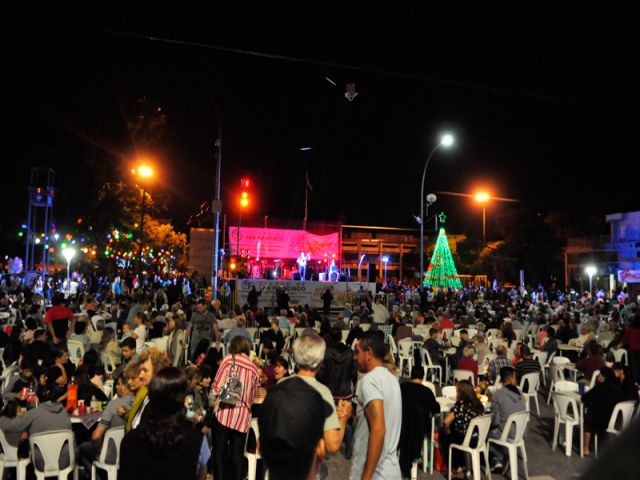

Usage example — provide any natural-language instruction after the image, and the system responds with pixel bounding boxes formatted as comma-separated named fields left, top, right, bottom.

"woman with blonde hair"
left=125, top=348, right=170, bottom=432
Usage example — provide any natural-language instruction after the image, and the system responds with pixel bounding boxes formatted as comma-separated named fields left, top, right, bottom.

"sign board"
left=228, top=227, right=339, bottom=259
left=236, top=279, right=375, bottom=309
left=618, top=270, right=640, bottom=283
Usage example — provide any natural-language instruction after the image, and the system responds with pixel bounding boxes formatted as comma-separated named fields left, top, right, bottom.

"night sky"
left=3, top=11, right=639, bottom=251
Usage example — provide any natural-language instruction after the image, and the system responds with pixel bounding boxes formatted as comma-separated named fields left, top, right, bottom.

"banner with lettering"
left=236, top=279, right=375, bottom=308
left=228, top=227, right=339, bottom=259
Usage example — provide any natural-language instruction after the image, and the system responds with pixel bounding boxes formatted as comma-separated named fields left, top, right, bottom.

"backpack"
left=217, top=354, right=243, bottom=408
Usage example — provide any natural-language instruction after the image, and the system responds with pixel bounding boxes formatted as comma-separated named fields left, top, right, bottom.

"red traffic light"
left=240, top=178, right=250, bottom=189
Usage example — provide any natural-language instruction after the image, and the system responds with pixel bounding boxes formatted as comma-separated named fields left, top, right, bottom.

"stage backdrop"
left=228, top=227, right=339, bottom=259
left=236, top=279, right=375, bottom=309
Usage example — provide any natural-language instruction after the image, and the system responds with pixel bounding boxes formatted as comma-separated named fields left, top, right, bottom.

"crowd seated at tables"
left=0, top=274, right=639, bottom=479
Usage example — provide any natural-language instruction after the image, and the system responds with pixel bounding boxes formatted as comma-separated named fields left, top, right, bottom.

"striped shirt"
left=488, top=357, right=512, bottom=381
left=213, top=353, right=260, bottom=433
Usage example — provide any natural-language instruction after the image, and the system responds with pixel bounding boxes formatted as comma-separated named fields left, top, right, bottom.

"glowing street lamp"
left=474, top=191, right=490, bottom=242
left=420, top=133, right=454, bottom=285
left=585, top=265, right=597, bottom=294
left=132, top=164, right=154, bottom=272
left=61, top=247, right=76, bottom=293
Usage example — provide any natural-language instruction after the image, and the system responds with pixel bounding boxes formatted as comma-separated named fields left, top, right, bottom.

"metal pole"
left=212, top=128, right=222, bottom=299
left=41, top=194, right=49, bottom=285
left=66, top=261, right=70, bottom=294
left=138, top=188, right=145, bottom=273
left=237, top=212, right=241, bottom=261
left=304, top=170, right=308, bottom=231
left=482, top=206, right=486, bottom=242
left=420, top=144, right=441, bottom=286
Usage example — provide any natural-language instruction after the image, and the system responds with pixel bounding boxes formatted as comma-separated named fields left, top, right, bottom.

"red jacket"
left=457, top=358, right=479, bottom=385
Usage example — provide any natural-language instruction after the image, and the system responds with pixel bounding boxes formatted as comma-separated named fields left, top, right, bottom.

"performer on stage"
left=296, top=251, right=311, bottom=281
left=329, top=259, right=339, bottom=282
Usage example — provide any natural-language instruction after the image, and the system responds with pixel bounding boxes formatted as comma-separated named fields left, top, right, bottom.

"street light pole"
left=482, top=205, right=486, bottom=242
left=132, top=164, right=153, bottom=275
left=382, top=256, right=389, bottom=285
left=420, top=134, right=454, bottom=286
left=212, top=129, right=222, bottom=299
left=585, top=265, right=597, bottom=296
left=61, top=247, right=76, bottom=296
left=138, top=188, right=146, bottom=273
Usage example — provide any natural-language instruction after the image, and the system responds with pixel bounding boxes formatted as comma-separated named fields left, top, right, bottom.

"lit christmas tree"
left=425, top=215, right=462, bottom=289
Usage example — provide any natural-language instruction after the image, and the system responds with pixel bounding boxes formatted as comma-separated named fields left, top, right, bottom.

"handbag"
left=217, top=354, right=243, bottom=408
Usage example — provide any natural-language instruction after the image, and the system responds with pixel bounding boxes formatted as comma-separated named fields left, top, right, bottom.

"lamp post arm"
left=419, top=143, right=442, bottom=284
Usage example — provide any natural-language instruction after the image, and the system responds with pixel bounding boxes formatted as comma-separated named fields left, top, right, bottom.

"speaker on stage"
left=367, top=264, right=378, bottom=283
left=339, top=274, right=348, bottom=282
left=311, top=273, right=319, bottom=281
left=292, top=273, right=301, bottom=281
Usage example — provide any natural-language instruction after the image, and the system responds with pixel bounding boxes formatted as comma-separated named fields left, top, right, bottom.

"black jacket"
left=317, top=343, right=354, bottom=398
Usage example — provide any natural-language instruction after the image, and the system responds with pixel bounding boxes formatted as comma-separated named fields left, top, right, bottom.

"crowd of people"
left=1, top=271, right=640, bottom=479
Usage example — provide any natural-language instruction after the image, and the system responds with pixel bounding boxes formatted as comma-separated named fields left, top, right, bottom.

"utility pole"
left=212, top=128, right=222, bottom=299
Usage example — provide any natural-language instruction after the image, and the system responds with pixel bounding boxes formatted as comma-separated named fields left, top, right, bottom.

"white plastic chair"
left=486, top=328, right=499, bottom=339
left=442, top=385, right=457, bottom=400
left=100, top=352, right=117, bottom=375
left=588, top=370, right=600, bottom=390
left=420, top=348, right=443, bottom=384
left=487, top=411, right=530, bottom=480
left=67, top=340, right=85, bottom=366
left=397, top=339, right=414, bottom=376
left=467, top=328, right=478, bottom=338
left=414, top=409, right=436, bottom=476
left=453, top=369, right=475, bottom=387
left=0, top=428, right=30, bottom=480
left=102, top=379, right=114, bottom=400
left=244, top=418, right=264, bottom=480
left=546, top=363, right=572, bottom=405
left=29, top=429, right=78, bottom=480
left=421, top=380, right=437, bottom=396
left=541, top=350, right=557, bottom=383
left=449, top=336, right=461, bottom=347
left=246, top=327, right=258, bottom=343
left=594, top=400, right=636, bottom=456
left=532, top=351, right=548, bottom=371
left=91, top=426, right=124, bottom=480
left=387, top=336, right=398, bottom=358
left=519, top=372, right=541, bottom=417
left=612, top=348, right=629, bottom=366
left=448, top=414, right=492, bottom=480
left=551, top=392, right=580, bottom=457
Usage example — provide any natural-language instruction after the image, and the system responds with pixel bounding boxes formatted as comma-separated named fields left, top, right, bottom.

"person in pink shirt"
left=536, top=325, right=548, bottom=349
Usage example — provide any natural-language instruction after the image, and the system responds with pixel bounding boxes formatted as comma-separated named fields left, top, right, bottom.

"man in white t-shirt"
left=130, top=311, right=148, bottom=352
left=351, top=331, right=402, bottom=480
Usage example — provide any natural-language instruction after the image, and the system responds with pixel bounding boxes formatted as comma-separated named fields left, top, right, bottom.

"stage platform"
left=235, top=279, right=375, bottom=309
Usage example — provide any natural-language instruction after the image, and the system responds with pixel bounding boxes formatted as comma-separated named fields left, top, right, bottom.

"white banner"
left=236, top=279, right=375, bottom=309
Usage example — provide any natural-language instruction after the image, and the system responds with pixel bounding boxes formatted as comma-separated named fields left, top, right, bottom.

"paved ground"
left=326, top=384, right=596, bottom=480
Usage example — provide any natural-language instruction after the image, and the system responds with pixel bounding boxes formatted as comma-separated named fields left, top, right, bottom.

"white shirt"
left=133, top=325, right=147, bottom=352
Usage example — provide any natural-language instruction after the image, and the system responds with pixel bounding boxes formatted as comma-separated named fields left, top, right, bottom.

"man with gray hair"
left=280, top=331, right=352, bottom=456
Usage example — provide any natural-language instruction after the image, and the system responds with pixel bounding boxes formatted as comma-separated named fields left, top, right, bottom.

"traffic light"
left=240, top=178, right=250, bottom=208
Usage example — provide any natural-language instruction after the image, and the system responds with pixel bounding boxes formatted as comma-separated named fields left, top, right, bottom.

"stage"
left=236, top=279, right=375, bottom=309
